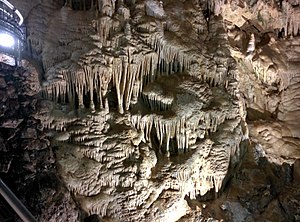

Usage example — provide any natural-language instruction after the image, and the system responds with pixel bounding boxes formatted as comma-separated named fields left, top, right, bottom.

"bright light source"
left=0, top=33, right=15, bottom=48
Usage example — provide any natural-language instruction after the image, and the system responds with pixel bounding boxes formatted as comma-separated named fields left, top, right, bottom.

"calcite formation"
left=32, top=0, right=244, bottom=220
left=1, top=0, right=300, bottom=221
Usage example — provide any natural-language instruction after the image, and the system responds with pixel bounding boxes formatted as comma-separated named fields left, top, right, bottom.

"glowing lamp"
left=0, top=33, right=15, bottom=48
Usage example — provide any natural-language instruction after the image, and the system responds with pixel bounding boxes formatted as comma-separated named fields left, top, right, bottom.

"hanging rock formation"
left=1, top=0, right=300, bottom=221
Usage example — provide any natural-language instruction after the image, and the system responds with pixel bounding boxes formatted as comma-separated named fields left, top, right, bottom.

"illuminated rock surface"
left=0, top=0, right=300, bottom=221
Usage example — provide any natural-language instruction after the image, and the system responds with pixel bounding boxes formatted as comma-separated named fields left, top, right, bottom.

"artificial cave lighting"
left=0, top=33, right=15, bottom=48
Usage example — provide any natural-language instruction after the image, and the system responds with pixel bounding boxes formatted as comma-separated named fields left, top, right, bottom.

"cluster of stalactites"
left=169, top=139, right=231, bottom=198
left=44, top=37, right=194, bottom=114
left=141, top=90, right=173, bottom=111
left=200, top=61, right=230, bottom=87
left=43, top=45, right=183, bottom=114
left=43, top=13, right=195, bottom=114
left=112, top=38, right=193, bottom=113
left=133, top=115, right=202, bottom=153
left=176, top=119, right=242, bottom=198
left=283, top=1, right=300, bottom=37
left=130, top=111, right=227, bottom=154
left=95, top=16, right=114, bottom=46
left=112, top=51, right=159, bottom=114
left=64, top=0, right=118, bottom=13
left=177, top=171, right=226, bottom=199
left=43, top=65, right=111, bottom=111
left=147, top=32, right=192, bottom=74
left=204, top=0, right=300, bottom=38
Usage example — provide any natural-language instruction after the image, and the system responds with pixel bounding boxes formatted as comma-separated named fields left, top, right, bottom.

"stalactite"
left=131, top=113, right=218, bottom=153
left=42, top=62, right=112, bottom=111
left=149, top=33, right=192, bottom=75
left=97, top=16, right=113, bottom=45
left=111, top=50, right=161, bottom=113
left=170, top=130, right=241, bottom=199
left=42, top=8, right=198, bottom=114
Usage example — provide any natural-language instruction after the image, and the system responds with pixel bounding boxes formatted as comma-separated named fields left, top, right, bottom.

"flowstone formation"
left=33, top=0, right=244, bottom=220
left=2, top=0, right=300, bottom=221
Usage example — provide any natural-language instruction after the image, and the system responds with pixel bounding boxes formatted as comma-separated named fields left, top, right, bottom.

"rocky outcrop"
left=0, top=62, right=80, bottom=221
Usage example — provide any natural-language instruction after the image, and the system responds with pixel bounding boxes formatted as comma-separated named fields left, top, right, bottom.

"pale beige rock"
left=4, top=0, right=300, bottom=221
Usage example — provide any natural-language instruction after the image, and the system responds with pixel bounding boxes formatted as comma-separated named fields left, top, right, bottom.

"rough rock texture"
left=1, top=0, right=300, bottom=221
left=0, top=63, right=80, bottom=221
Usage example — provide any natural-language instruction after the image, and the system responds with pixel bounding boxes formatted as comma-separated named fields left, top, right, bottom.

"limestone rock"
left=2, top=0, right=300, bottom=221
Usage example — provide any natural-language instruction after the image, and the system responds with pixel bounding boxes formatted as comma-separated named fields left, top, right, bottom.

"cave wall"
left=1, top=0, right=300, bottom=221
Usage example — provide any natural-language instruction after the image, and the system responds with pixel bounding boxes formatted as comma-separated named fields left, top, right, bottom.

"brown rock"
left=25, top=140, right=48, bottom=150
left=1, top=119, right=24, bottom=128
left=8, top=98, right=20, bottom=111
left=7, top=85, right=16, bottom=98
left=21, top=128, right=37, bottom=139
left=0, top=90, right=7, bottom=102
left=260, top=199, right=287, bottom=222
left=0, top=155, right=12, bottom=173
left=0, top=136, right=6, bottom=152
left=279, top=188, right=300, bottom=221
left=0, top=77, right=7, bottom=88
left=293, top=159, right=300, bottom=185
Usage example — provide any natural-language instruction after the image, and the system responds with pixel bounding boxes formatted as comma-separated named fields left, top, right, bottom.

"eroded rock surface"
left=0, top=63, right=80, bottom=221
